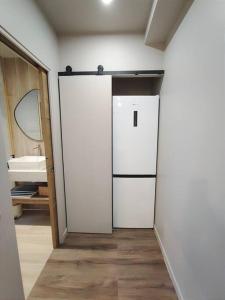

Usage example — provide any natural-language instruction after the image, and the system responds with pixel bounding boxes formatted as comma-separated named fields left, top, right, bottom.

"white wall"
left=0, top=122, right=24, bottom=300
left=156, top=1, right=225, bottom=299
left=59, top=34, right=163, bottom=71
left=0, top=0, right=66, bottom=244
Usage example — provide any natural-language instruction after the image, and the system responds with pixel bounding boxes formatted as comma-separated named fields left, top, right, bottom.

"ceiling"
left=36, top=0, right=153, bottom=35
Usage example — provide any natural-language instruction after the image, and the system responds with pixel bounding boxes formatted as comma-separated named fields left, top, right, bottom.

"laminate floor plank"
left=28, top=229, right=177, bottom=300
left=15, top=211, right=52, bottom=299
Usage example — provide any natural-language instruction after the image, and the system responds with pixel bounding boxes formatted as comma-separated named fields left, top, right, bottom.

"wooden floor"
left=15, top=210, right=53, bottom=298
left=28, top=229, right=177, bottom=300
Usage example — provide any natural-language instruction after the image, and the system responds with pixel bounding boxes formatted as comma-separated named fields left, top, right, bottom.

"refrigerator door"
left=113, top=177, right=155, bottom=228
left=113, top=95, right=159, bottom=175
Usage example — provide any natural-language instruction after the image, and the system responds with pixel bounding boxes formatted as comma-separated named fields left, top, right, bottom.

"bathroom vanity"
left=8, top=156, right=49, bottom=206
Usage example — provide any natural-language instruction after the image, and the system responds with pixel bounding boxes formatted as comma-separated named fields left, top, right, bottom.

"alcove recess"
left=112, top=75, right=163, bottom=96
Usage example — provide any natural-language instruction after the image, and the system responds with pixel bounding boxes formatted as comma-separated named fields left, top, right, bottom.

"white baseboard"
left=60, top=227, right=68, bottom=244
left=154, top=226, right=184, bottom=300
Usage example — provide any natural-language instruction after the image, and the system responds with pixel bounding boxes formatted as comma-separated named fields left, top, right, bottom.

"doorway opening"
left=0, top=35, right=58, bottom=298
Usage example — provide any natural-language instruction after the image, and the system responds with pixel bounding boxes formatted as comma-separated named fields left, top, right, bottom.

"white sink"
left=8, top=156, right=47, bottom=182
left=8, top=156, right=46, bottom=171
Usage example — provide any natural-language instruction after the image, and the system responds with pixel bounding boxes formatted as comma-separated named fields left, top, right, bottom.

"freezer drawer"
left=113, top=177, right=155, bottom=228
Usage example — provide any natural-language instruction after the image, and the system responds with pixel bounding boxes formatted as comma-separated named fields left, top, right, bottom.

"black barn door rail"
left=58, top=65, right=164, bottom=77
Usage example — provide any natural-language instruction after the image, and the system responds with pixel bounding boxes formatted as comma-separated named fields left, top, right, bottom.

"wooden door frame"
left=0, top=34, right=59, bottom=248
left=39, top=70, right=59, bottom=248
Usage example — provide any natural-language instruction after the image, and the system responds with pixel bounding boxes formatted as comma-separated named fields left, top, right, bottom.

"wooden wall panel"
left=0, top=57, right=45, bottom=157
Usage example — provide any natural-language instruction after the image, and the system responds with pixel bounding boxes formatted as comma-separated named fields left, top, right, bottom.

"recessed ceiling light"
left=102, top=0, right=113, bottom=5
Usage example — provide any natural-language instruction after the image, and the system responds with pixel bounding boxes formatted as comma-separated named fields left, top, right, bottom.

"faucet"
left=33, top=144, right=41, bottom=156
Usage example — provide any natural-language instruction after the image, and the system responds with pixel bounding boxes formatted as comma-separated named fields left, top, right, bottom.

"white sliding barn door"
left=59, top=76, right=112, bottom=233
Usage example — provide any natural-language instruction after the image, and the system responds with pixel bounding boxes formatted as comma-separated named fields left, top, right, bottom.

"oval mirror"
left=14, top=89, right=42, bottom=141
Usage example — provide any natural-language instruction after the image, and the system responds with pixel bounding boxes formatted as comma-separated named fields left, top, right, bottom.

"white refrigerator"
left=113, top=95, right=159, bottom=228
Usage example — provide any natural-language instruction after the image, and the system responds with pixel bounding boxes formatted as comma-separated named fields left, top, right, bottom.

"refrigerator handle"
left=133, top=111, right=138, bottom=127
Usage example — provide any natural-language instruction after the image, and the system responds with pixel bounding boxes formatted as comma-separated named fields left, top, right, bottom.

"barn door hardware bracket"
left=66, top=65, right=72, bottom=73
left=97, top=65, right=104, bottom=75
